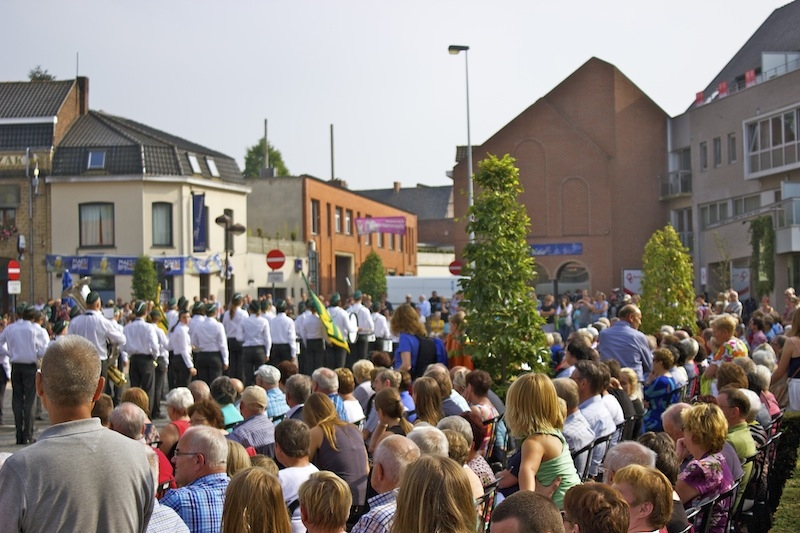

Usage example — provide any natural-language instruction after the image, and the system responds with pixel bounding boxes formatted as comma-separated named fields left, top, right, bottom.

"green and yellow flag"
left=302, top=273, right=350, bottom=353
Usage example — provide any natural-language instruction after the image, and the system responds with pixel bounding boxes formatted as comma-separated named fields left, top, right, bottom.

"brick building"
left=451, top=58, right=669, bottom=296
left=246, top=175, right=417, bottom=297
left=0, top=78, right=89, bottom=313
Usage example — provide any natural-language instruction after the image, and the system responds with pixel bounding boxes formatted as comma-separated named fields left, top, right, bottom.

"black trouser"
left=0, top=370, right=7, bottom=423
left=130, top=354, right=156, bottom=412
left=226, top=337, right=243, bottom=381
left=242, top=346, right=267, bottom=387
left=303, top=339, right=326, bottom=375
left=11, top=363, right=37, bottom=443
left=194, top=351, right=223, bottom=384
left=270, top=344, right=292, bottom=366
left=169, top=353, right=192, bottom=389
left=347, top=335, right=369, bottom=369
left=152, top=356, right=168, bottom=418
left=326, top=346, right=347, bottom=370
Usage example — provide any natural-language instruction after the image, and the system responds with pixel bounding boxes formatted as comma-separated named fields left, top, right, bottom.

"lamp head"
left=448, top=45, right=469, bottom=54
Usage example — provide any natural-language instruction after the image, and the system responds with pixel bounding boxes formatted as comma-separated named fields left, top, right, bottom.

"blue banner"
left=193, top=193, right=206, bottom=252
left=46, top=255, right=186, bottom=276
left=530, top=243, right=583, bottom=256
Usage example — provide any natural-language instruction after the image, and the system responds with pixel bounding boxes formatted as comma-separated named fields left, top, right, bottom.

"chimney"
left=76, top=77, right=89, bottom=115
left=393, top=181, right=401, bottom=193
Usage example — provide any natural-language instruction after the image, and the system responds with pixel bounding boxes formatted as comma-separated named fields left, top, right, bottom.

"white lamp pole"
left=448, top=44, right=474, bottom=243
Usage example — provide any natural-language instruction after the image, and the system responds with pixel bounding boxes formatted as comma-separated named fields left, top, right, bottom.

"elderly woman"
left=121, top=387, right=160, bottom=445
left=158, top=387, right=194, bottom=458
left=704, top=314, right=749, bottom=381
left=210, top=376, right=244, bottom=428
left=749, top=366, right=781, bottom=418
left=464, top=369, right=505, bottom=455
left=188, top=398, right=227, bottom=434
left=335, top=368, right=365, bottom=424
left=676, top=403, right=734, bottom=533
left=643, top=349, right=678, bottom=432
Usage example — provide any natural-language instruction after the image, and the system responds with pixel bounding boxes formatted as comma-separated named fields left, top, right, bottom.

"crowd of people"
left=0, top=284, right=794, bottom=533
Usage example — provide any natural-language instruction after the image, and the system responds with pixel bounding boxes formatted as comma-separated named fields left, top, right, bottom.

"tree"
left=460, top=154, right=548, bottom=386
left=749, top=216, right=775, bottom=297
left=639, top=224, right=696, bottom=334
left=357, top=250, right=387, bottom=299
left=131, top=256, right=158, bottom=301
left=243, top=139, right=289, bottom=177
left=28, top=65, right=55, bottom=81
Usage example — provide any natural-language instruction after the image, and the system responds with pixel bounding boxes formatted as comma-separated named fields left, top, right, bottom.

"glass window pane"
left=761, top=120, right=771, bottom=149
left=747, top=123, right=759, bottom=153
left=772, top=116, right=784, bottom=147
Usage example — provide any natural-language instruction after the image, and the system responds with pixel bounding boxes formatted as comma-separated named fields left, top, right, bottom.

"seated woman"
left=368, top=388, right=414, bottom=454
left=121, top=387, right=160, bottom=445
left=675, top=403, right=734, bottom=533
left=158, top=387, right=194, bottom=458
left=221, top=467, right=291, bottom=533
left=210, top=376, right=244, bottom=429
left=463, top=369, right=505, bottom=457
left=442, top=429, right=484, bottom=499
left=555, top=339, right=593, bottom=379
left=612, top=465, right=674, bottom=533
left=619, top=368, right=645, bottom=438
left=304, top=393, right=369, bottom=524
left=390, top=454, right=477, bottom=533
left=499, top=373, right=581, bottom=509
left=411, top=376, right=443, bottom=426
left=643, top=348, right=678, bottom=432
left=188, top=398, right=228, bottom=434
left=562, top=483, right=629, bottom=533
left=335, top=368, right=365, bottom=425
left=458, top=411, right=498, bottom=487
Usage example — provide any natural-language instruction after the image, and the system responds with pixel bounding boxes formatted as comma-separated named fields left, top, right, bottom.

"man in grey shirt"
left=0, top=335, right=155, bottom=532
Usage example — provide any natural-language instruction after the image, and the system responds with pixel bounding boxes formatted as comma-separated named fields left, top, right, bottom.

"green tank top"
left=531, top=429, right=582, bottom=509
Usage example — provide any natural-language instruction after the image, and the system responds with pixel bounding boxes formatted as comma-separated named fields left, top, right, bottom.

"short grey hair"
left=739, top=388, right=762, bottom=423
left=286, top=374, right=312, bottom=405
left=41, top=335, right=101, bottom=407
left=752, top=345, right=777, bottom=372
left=312, top=367, right=339, bottom=393
left=373, top=435, right=420, bottom=485
left=603, top=441, right=656, bottom=478
left=661, top=402, right=691, bottom=428
left=407, top=426, right=449, bottom=457
left=437, top=416, right=472, bottom=446
left=166, top=387, right=194, bottom=413
left=750, top=366, right=772, bottom=392
left=184, top=426, right=228, bottom=468
left=109, top=402, right=146, bottom=440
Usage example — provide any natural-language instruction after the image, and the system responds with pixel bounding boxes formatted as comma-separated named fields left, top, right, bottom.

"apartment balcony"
left=660, top=170, right=692, bottom=199
left=773, top=199, right=800, bottom=254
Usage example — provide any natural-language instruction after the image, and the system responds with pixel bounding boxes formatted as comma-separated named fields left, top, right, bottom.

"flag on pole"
left=302, top=273, right=350, bottom=353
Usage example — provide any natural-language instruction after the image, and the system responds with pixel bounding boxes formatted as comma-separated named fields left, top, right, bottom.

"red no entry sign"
left=266, top=249, right=286, bottom=270
left=8, top=260, right=20, bottom=281
left=449, top=260, right=462, bottom=276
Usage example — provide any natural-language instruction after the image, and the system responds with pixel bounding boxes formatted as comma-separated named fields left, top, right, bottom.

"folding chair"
left=475, top=480, right=499, bottom=533
left=483, top=414, right=503, bottom=461
left=690, top=493, right=720, bottom=533
left=571, top=440, right=594, bottom=482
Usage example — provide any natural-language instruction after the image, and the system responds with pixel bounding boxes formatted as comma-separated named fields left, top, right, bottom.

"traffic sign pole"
left=266, top=250, right=286, bottom=301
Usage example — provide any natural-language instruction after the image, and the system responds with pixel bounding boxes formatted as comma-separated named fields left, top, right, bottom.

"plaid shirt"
left=161, top=473, right=229, bottom=533
left=351, top=490, right=397, bottom=533
left=266, top=387, right=290, bottom=419
left=147, top=500, right=189, bottom=533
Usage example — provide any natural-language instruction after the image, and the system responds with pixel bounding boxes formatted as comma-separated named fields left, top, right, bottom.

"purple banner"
left=355, top=216, right=407, bottom=236
left=193, top=193, right=207, bottom=252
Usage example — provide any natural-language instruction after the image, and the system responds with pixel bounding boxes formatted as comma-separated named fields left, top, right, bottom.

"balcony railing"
left=661, top=170, right=692, bottom=199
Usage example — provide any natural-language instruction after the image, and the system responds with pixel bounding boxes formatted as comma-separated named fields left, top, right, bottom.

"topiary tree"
left=749, top=216, right=775, bottom=297
left=131, top=255, right=158, bottom=302
left=357, top=250, right=387, bottom=300
left=460, top=154, right=548, bottom=386
left=639, top=224, right=696, bottom=334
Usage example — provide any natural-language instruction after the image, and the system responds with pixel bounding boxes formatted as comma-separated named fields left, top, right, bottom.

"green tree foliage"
left=357, top=250, right=387, bottom=300
left=131, top=256, right=158, bottom=301
left=460, top=154, right=548, bottom=385
left=749, top=216, right=775, bottom=297
left=243, top=139, right=290, bottom=177
left=28, top=65, right=55, bottom=81
left=639, top=224, right=696, bottom=334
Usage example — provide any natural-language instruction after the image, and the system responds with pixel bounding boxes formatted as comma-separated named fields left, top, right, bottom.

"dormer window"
left=206, top=157, right=220, bottom=177
left=87, top=150, right=106, bottom=170
left=187, top=153, right=202, bottom=174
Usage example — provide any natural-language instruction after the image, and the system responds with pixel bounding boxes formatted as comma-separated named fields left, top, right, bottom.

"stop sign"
left=7, top=259, right=20, bottom=281
left=449, top=260, right=462, bottom=276
left=266, top=249, right=286, bottom=271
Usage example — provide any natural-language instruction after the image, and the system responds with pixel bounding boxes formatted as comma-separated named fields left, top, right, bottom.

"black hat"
left=329, top=293, right=341, bottom=305
left=167, top=297, right=177, bottom=308
left=275, top=299, right=287, bottom=313
left=69, top=306, right=82, bottom=319
left=15, top=301, right=28, bottom=316
left=54, top=321, right=69, bottom=335
left=206, top=302, right=218, bottom=315
left=86, top=292, right=100, bottom=305
left=232, top=293, right=243, bottom=303
left=248, top=301, right=260, bottom=313
left=134, top=301, right=147, bottom=316
left=178, top=296, right=188, bottom=311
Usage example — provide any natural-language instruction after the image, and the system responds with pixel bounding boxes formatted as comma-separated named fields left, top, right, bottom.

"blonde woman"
left=304, top=393, right=369, bottom=515
left=390, top=304, right=445, bottom=377
left=222, top=467, right=291, bottom=533
left=502, top=373, right=580, bottom=509
left=226, top=440, right=252, bottom=478
left=619, top=367, right=644, bottom=437
left=390, top=454, right=477, bottom=533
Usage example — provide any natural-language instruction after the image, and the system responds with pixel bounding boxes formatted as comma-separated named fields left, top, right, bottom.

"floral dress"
left=679, top=452, right=734, bottom=533
left=643, top=374, right=677, bottom=432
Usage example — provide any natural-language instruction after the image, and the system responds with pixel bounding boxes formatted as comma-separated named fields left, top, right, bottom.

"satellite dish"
left=347, top=312, right=359, bottom=344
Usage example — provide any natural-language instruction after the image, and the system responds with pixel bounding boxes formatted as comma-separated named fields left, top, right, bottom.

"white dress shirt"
left=222, top=306, right=249, bottom=339
left=122, top=319, right=159, bottom=360
left=191, top=318, right=229, bottom=366
left=0, top=320, right=48, bottom=364
left=240, top=314, right=272, bottom=354
left=371, top=312, right=390, bottom=339
left=328, top=306, right=355, bottom=339
left=169, top=323, right=194, bottom=369
left=298, top=312, right=325, bottom=341
left=348, top=302, right=374, bottom=334
left=69, top=309, right=126, bottom=360
left=269, top=313, right=297, bottom=358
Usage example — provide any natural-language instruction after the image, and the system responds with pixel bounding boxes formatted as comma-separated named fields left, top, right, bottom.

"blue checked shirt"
left=266, top=387, right=290, bottom=419
left=160, top=473, right=229, bottom=533
left=351, top=489, right=397, bottom=533
left=147, top=500, right=189, bottom=533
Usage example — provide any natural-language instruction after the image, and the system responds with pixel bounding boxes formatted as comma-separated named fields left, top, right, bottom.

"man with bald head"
left=0, top=335, right=154, bottom=531
left=352, top=435, right=420, bottom=533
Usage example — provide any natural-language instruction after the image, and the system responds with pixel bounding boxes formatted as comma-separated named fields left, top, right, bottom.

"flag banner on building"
left=46, top=255, right=186, bottom=276
left=718, top=81, right=728, bottom=97
left=302, top=273, right=350, bottom=353
left=695, top=92, right=704, bottom=105
left=745, top=69, right=756, bottom=88
left=355, top=216, right=406, bottom=236
left=193, top=193, right=207, bottom=252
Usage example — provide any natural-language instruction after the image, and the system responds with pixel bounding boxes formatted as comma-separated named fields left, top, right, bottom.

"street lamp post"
left=448, top=44, right=474, bottom=243
left=215, top=213, right=246, bottom=304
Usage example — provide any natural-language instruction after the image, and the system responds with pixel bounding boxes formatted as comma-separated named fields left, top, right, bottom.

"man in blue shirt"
left=162, top=426, right=230, bottom=533
left=598, top=304, right=652, bottom=383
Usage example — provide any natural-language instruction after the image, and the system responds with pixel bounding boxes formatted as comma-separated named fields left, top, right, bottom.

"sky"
left=0, top=1, right=791, bottom=191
